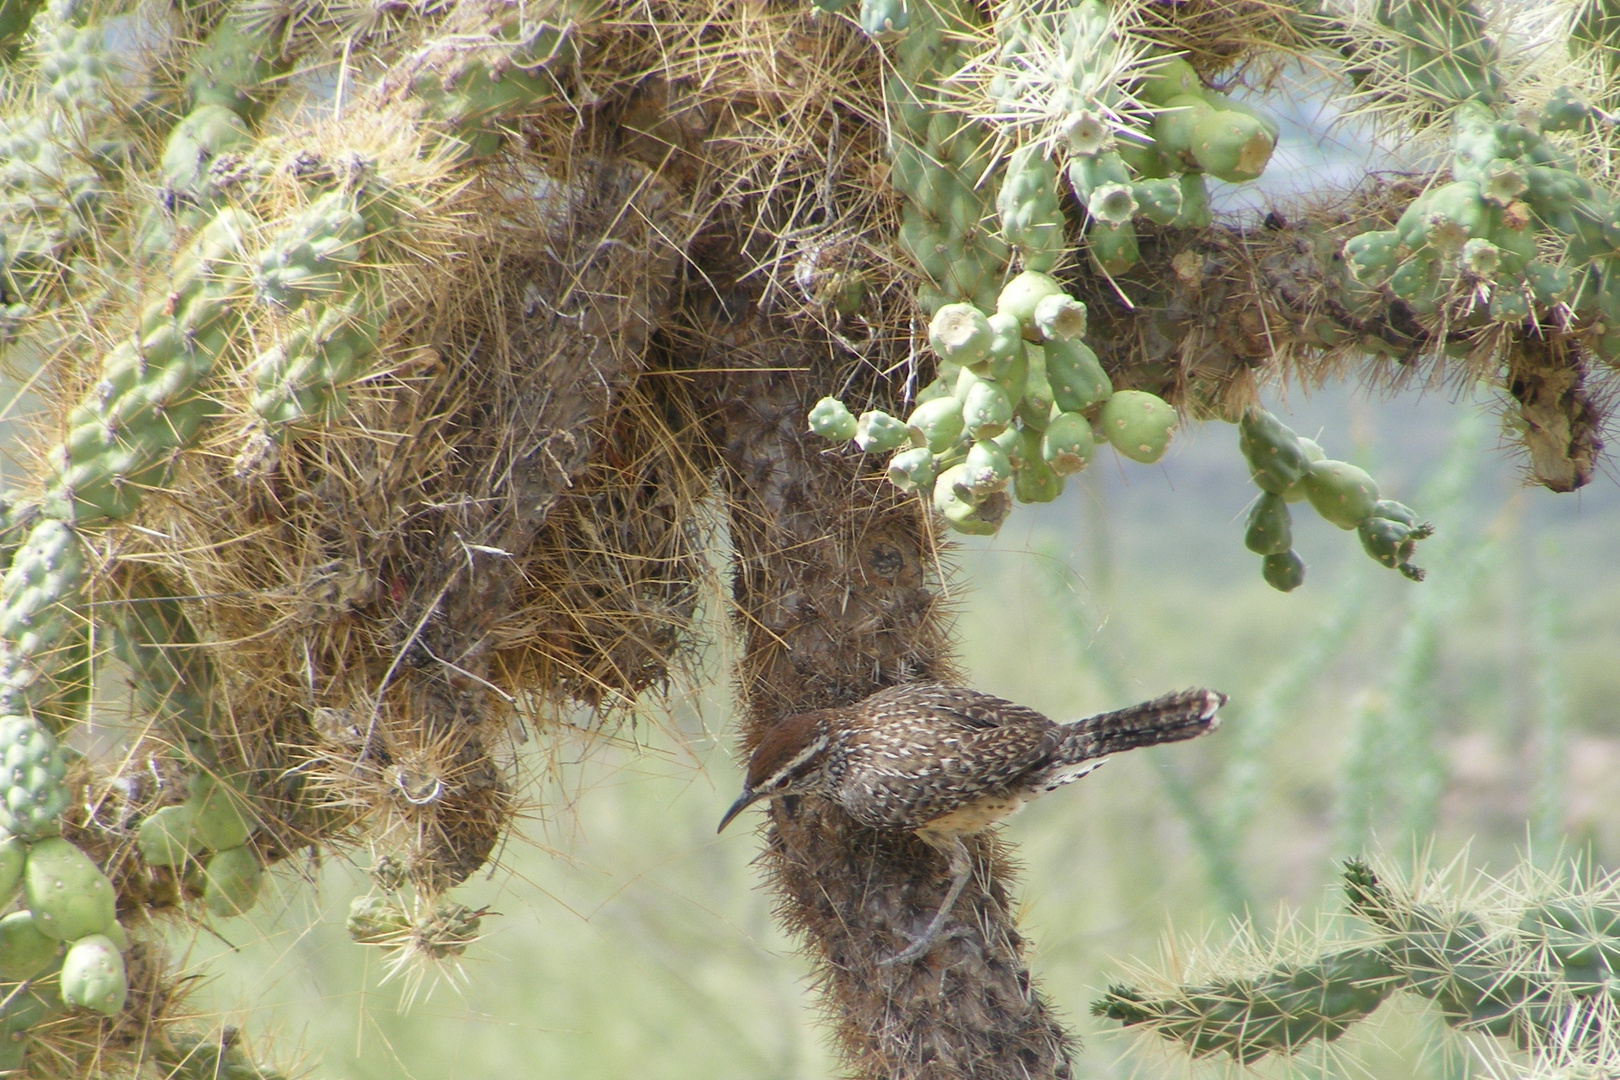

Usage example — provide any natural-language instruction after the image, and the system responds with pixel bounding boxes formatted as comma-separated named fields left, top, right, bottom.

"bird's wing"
left=863, top=683, right=1056, bottom=731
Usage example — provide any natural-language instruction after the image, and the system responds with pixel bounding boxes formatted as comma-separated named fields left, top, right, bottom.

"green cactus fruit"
left=24, top=838, right=115, bottom=941
left=855, top=410, right=909, bottom=454
left=1045, top=338, right=1112, bottom=413
left=1152, top=94, right=1213, bottom=165
left=1060, top=110, right=1114, bottom=156
left=959, top=372, right=1014, bottom=439
left=1370, top=499, right=1420, bottom=526
left=1490, top=288, right=1530, bottom=322
left=1099, top=391, right=1176, bottom=464
left=945, top=489, right=1012, bottom=536
left=1303, top=460, right=1380, bottom=529
left=859, top=0, right=910, bottom=40
left=929, top=303, right=995, bottom=366
left=1388, top=257, right=1439, bottom=308
left=1191, top=109, right=1274, bottom=183
left=162, top=104, right=254, bottom=200
left=1245, top=493, right=1293, bottom=556
left=1239, top=410, right=1309, bottom=494
left=962, top=439, right=1013, bottom=496
left=202, top=846, right=263, bottom=917
left=1040, top=412, right=1096, bottom=475
left=1013, top=458, right=1064, bottom=503
left=1344, top=231, right=1404, bottom=287
left=1136, top=55, right=1202, bottom=106
left=1283, top=458, right=1319, bottom=505
left=1538, top=86, right=1591, bottom=132
left=1359, top=516, right=1434, bottom=581
left=986, top=312, right=1024, bottom=367
left=1132, top=178, right=1183, bottom=226
left=1033, top=295, right=1087, bottom=342
left=137, top=804, right=204, bottom=867
left=1413, top=182, right=1487, bottom=254
left=60, top=933, right=125, bottom=1015
left=1067, top=152, right=1131, bottom=201
left=0, top=834, right=23, bottom=900
left=1115, top=136, right=1174, bottom=179
left=1526, top=261, right=1574, bottom=305
left=1458, top=237, right=1499, bottom=279
left=347, top=894, right=410, bottom=944
left=1262, top=549, right=1305, bottom=592
left=0, top=717, right=68, bottom=839
left=1479, top=159, right=1526, bottom=207
left=1088, top=221, right=1140, bottom=275
left=887, top=446, right=938, bottom=494
left=1018, top=344, right=1055, bottom=431
left=187, top=775, right=253, bottom=851
left=1174, top=173, right=1213, bottom=228
left=1087, top=183, right=1137, bottom=227
left=996, top=272, right=1067, bottom=335
left=0, top=910, right=58, bottom=981
left=906, top=397, right=966, bottom=454
left=933, top=464, right=997, bottom=534
left=808, top=397, right=857, bottom=442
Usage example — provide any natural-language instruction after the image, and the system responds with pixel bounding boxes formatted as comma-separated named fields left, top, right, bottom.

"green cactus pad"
left=1099, top=391, right=1176, bottom=464
left=202, top=846, right=264, bottom=918
left=24, top=837, right=115, bottom=941
left=1262, top=549, right=1306, bottom=592
left=60, top=933, right=126, bottom=1015
left=1303, top=460, right=1380, bottom=529
left=0, top=910, right=58, bottom=981
left=808, top=397, right=857, bottom=442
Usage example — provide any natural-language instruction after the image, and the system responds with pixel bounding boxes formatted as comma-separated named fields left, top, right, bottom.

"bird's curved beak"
left=717, top=786, right=762, bottom=833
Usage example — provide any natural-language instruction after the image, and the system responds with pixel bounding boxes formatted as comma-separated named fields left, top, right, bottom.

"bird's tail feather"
left=1057, top=688, right=1225, bottom=763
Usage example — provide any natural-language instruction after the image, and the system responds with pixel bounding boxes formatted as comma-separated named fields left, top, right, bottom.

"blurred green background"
left=166, top=381, right=1620, bottom=1079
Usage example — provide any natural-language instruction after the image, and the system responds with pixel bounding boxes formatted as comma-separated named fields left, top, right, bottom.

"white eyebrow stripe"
left=760, top=734, right=828, bottom=791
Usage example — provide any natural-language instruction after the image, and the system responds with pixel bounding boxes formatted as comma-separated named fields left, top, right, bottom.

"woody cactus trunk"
left=0, top=0, right=1615, bottom=1074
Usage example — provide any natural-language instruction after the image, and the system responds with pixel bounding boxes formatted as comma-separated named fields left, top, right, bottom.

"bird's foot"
left=877, top=917, right=970, bottom=966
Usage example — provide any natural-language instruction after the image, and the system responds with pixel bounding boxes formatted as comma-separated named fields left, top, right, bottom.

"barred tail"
left=1057, top=688, right=1225, bottom=762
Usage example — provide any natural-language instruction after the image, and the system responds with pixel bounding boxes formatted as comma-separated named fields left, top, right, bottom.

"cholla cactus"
left=1096, top=856, right=1620, bottom=1072
left=0, top=0, right=1615, bottom=1073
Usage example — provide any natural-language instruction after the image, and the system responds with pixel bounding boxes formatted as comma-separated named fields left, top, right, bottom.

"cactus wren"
left=719, top=683, right=1225, bottom=964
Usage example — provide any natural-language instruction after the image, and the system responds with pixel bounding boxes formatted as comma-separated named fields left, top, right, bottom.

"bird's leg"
left=879, top=834, right=972, bottom=966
